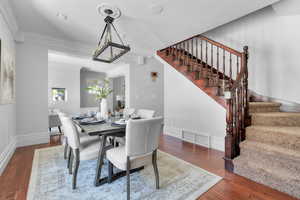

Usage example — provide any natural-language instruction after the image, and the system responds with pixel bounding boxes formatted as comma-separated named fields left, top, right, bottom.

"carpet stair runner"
left=233, top=102, right=300, bottom=199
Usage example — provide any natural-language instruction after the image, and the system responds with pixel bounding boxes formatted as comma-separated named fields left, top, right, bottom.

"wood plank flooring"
left=0, top=135, right=297, bottom=200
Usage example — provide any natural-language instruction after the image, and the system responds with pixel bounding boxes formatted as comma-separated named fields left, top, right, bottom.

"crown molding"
left=0, top=0, right=19, bottom=38
left=22, top=31, right=95, bottom=57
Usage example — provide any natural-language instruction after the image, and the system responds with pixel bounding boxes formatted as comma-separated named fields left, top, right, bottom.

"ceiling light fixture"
left=93, top=4, right=130, bottom=63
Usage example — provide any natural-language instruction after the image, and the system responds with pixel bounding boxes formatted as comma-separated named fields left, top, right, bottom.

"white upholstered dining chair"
left=136, top=109, right=155, bottom=119
left=59, top=116, right=101, bottom=189
left=58, top=112, right=99, bottom=159
left=106, top=117, right=163, bottom=200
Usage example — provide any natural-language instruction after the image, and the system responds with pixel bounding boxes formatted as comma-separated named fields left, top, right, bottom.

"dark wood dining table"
left=73, top=117, right=144, bottom=187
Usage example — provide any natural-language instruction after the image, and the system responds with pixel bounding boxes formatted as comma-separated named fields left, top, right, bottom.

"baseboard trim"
left=164, top=126, right=225, bottom=152
left=16, top=132, right=50, bottom=147
left=210, top=136, right=225, bottom=152
left=0, top=137, right=17, bottom=175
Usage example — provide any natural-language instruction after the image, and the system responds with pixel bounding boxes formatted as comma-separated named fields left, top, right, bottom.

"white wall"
left=129, top=57, right=164, bottom=117
left=48, top=62, right=81, bottom=115
left=16, top=40, right=49, bottom=146
left=156, top=56, right=226, bottom=151
left=204, top=0, right=300, bottom=104
left=14, top=32, right=94, bottom=147
left=0, top=3, right=16, bottom=174
left=107, top=58, right=164, bottom=117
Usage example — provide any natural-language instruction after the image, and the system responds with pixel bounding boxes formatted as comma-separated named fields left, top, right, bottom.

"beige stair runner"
left=233, top=102, right=300, bottom=199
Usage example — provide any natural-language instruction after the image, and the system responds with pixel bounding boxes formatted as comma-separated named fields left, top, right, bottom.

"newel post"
left=224, top=92, right=234, bottom=172
left=242, top=46, right=250, bottom=140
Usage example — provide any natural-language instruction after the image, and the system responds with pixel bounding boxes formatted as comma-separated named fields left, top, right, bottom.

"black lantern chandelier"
left=93, top=5, right=130, bottom=63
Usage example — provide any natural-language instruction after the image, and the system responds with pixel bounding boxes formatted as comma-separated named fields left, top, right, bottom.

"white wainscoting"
left=0, top=137, right=16, bottom=175
left=16, top=132, right=50, bottom=147
left=164, top=126, right=224, bottom=151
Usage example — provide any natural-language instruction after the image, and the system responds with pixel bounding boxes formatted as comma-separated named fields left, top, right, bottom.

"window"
left=52, top=88, right=67, bottom=102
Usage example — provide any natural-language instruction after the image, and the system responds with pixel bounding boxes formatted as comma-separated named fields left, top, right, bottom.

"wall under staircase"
left=157, top=56, right=226, bottom=151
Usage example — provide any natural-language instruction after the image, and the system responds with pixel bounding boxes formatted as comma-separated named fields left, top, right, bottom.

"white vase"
left=100, top=98, right=108, bottom=120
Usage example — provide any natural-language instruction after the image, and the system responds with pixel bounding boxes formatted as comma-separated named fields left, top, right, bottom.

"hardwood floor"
left=0, top=135, right=297, bottom=200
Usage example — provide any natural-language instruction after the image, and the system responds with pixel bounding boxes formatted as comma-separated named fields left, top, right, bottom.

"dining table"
left=73, top=117, right=144, bottom=187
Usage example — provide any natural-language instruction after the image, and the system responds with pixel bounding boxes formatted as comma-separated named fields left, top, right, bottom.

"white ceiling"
left=10, top=0, right=279, bottom=55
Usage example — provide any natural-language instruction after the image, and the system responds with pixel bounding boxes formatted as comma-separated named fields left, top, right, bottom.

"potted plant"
left=86, top=79, right=112, bottom=119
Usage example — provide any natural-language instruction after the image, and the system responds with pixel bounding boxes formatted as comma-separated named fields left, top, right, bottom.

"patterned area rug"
left=27, top=146, right=221, bottom=200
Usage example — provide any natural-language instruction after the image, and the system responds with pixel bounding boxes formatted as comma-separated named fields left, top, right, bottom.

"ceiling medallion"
left=93, top=4, right=130, bottom=63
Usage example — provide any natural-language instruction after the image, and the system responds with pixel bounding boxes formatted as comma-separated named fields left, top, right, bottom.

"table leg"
left=94, top=135, right=107, bottom=186
left=108, top=161, right=114, bottom=183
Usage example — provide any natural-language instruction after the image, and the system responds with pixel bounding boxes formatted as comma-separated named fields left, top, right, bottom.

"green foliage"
left=85, top=79, right=113, bottom=101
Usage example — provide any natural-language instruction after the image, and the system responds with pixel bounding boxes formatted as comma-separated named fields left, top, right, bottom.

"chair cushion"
left=106, top=146, right=152, bottom=171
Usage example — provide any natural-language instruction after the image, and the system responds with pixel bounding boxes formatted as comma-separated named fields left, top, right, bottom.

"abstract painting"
left=0, top=39, right=15, bottom=104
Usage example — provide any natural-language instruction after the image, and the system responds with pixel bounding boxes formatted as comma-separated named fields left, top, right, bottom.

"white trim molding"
left=0, top=137, right=17, bottom=175
left=210, top=136, right=225, bottom=152
left=164, top=125, right=225, bottom=152
left=16, top=132, right=50, bottom=147
left=0, top=0, right=19, bottom=38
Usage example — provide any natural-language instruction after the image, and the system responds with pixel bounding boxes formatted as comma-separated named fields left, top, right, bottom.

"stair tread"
left=234, top=156, right=300, bottom=199
left=247, top=125, right=300, bottom=136
left=249, top=102, right=281, bottom=107
left=240, top=141, right=300, bottom=160
left=252, top=112, right=300, bottom=117
left=235, top=156, right=300, bottom=181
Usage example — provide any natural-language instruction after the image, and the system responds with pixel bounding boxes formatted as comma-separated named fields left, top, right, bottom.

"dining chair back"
left=60, top=116, right=80, bottom=149
left=106, top=117, right=163, bottom=199
left=125, top=117, right=163, bottom=157
left=136, top=109, right=155, bottom=119
left=57, top=112, right=71, bottom=159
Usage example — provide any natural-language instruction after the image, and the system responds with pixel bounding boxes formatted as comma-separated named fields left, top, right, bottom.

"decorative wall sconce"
left=151, top=72, right=158, bottom=81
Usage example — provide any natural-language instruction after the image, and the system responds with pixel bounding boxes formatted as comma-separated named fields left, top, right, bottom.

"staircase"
left=234, top=102, right=300, bottom=198
left=157, top=34, right=250, bottom=171
left=157, top=34, right=300, bottom=199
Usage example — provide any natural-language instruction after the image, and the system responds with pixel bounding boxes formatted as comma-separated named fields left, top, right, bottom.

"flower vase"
left=100, top=98, right=108, bottom=120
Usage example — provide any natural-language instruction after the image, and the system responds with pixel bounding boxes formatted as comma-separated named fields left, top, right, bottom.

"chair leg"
left=58, top=126, right=62, bottom=133
left=72, top=149, right=80, bottom=189
left=67, top=147, right=71, bottom=169
left=126, top=156, right=131, bottom=200
left=152, top=150, right=159, bottom=189
left=108, top=161, right=114, bottom=183
left=64, top=143, right=68, bottom=160
left=69, top=150, right=73, bottom=174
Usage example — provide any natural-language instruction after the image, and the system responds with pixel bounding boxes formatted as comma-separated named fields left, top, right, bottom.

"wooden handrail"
left=199, top=36, right=243, bottom=57
left=161, top=34, right=243, bottom=57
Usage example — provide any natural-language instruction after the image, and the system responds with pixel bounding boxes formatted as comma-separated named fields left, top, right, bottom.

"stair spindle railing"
left=160, top=34, right=249, bottom=172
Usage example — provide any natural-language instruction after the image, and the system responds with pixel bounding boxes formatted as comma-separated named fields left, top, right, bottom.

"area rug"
left=27, top=146, right=221, bottom=200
